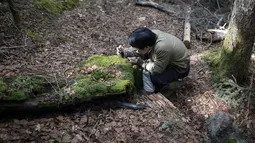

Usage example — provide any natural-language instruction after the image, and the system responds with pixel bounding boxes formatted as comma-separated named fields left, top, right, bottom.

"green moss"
left=110, top=79, right=130, bottom=93
left=10, top=76, right=47, bottom=94
left=84, top=55, right=130, bottom=67
left=91, top=69, right=114, bottom=80
left=34, top=0, right=62, bottom=15
left=6, top=90, right=29, bottom=101
left=66, top=55, right=135, bottom=101
left=217, top=32, right=250, bottom=84
left=202, top=48, right=222, bottom=83
left=27, top=30, right=41, bottom=43
left=34, top=0, right=82, bottom=15
left=84, top=55, right=134, bottom=83
left=202, top=44, right=246, bottom=108
left=0, top=80, right=8, bottom=99
left=202, top=48, right=221, bottom=68
left=219, top=44, right=245, bottom=83
left=0, top=76, right=53, bottom=101
left=202, top=43, right=243, bottom=83
left=39, top=100, right=57, bottom=107
left=213, top=80, right=244, bottom=108
left=0, top=80, right=7, bottom=92
left=63, top=0, right=80, bottom=10
left=71, top=76, right=108, bottom=100
left=58, top=35, right=74, bottom=43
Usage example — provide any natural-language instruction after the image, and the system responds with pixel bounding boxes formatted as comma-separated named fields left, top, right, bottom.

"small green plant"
left=0, top=80, right=7, bottom=92
left=62, top=0, right=80, bottom=10
left=26, top=30, right=41, bottom=43
left=34, top=0, right=81, bottom=15
left=202, top=48, right=247, bottom=108
left=202, top=48, right=221, bottom=68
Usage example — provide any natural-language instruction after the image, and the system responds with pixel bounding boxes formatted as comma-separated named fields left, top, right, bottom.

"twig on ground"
left=197, top=68, right=204, bottom=74
left=0, top=45, right=33, bottom=49
left=216, top=0, right=221, bottom=10
left=196, top=1, right=217, bottom=19
left=135, top=0, right=176, bottom=15
left=0, top=50, right=8, bottom=57
left=246, top=73, right=254, bottom=118
left=231, top=74, right=237, bottom=83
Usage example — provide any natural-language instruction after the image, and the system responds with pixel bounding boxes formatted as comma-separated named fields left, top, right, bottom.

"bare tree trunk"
left=219, top=0, right=255, bottom=84
left=7, top=0, right=20, bottom=28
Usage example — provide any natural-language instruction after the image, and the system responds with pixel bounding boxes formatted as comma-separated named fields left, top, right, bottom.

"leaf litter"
left=0, top=0, right=255, bottom=142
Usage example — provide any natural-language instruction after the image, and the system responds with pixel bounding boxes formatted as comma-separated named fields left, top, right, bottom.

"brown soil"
left=0, top=0, right=254, bottom=142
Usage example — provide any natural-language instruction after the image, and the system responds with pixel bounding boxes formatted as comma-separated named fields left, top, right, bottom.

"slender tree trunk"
left=219, top=0, right=255, bottom=84
left=7, top=0, right=20, bottom=28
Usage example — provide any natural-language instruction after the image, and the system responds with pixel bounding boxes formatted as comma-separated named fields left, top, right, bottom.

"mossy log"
left=0, top=55, right=135, bottom=115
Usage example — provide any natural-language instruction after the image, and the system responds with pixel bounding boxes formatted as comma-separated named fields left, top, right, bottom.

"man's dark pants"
left=150, top=64, right=190, bottom=93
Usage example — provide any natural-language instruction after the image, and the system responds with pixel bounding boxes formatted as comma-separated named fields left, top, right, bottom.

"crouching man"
left=117, top=27, right=190, bottom=95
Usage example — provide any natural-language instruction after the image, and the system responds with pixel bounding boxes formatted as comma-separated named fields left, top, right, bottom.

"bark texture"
left=219, top=0, right=255, bottom=83
left=7, top=0, right=20, bottom=28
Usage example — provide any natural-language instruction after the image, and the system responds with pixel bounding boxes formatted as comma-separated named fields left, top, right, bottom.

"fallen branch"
left=246, top=73, right=254, bottom=118
left=141, top=93, right=177, bottom=110
left=135, top=0, right=175, bottom=15
left=0, top=44, right=35, bottom=49
left=183, top=6, right=191, bottom=49
left=196, top=29, right=226, bottom=43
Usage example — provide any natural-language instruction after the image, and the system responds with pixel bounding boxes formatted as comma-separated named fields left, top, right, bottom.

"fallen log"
left=135, top=92, right=207, bottom=142
left=196, top=29, right=227, bottom=43
left=183, top=6, right=191, bottom=49
left=0, top=55, right=135, bottom=116
left=141, top=93, right=177, bottom=110
left=135, top=0, right=175, bottom=15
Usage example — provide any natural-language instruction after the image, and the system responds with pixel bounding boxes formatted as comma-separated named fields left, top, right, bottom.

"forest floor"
left=0, top=0, right=255, bottom=142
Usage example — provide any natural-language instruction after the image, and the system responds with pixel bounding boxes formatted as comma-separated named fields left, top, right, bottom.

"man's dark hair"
left=128, top=27, right=157, bottom=49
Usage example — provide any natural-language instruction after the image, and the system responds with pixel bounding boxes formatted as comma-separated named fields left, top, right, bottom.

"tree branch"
left=135, top=0, right=176, bottom=15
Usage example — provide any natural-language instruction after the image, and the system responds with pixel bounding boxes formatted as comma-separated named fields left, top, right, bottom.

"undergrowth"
left=202, top=48, right=247, bottom=108
left=34, top=0, right=82, bottom=15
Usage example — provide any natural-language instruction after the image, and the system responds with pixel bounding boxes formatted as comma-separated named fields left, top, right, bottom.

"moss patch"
left=63, top=55, right=135, bottom=102
left=26, top=30, right=41, bottom=43
left=34, top=0, right=82, bottom=15
left=39, top=99, right=57, bottom=107
left=202, top=48, right=223, bottom=82
left=202, top=48, right=221, bottom=68
left=0, top=76, right=53, bottom=101
left=202, top=47, right=246, bottom=108
left=0, top=56, right=135, bottom=108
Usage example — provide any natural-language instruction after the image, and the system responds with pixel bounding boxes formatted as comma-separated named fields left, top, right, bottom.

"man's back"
left=152, top=29, right=190, bottom=69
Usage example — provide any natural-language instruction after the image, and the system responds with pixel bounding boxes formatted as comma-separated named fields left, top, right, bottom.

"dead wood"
left=246, top=73, right=254, bottom=117
left=142, top=93, right=177, bottom=110
left=196, top=29, right=227, bottom=43
left=135, top=0, right=175, bottom=15
left=183, top=6, right=191, bottom=49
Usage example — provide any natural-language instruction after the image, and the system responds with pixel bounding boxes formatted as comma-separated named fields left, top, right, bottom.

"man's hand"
left=116, top=45, right=125, bottom=58
left=127, top=57, right=138, bottom=64
left=128, top=57, right=144, bottom=67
